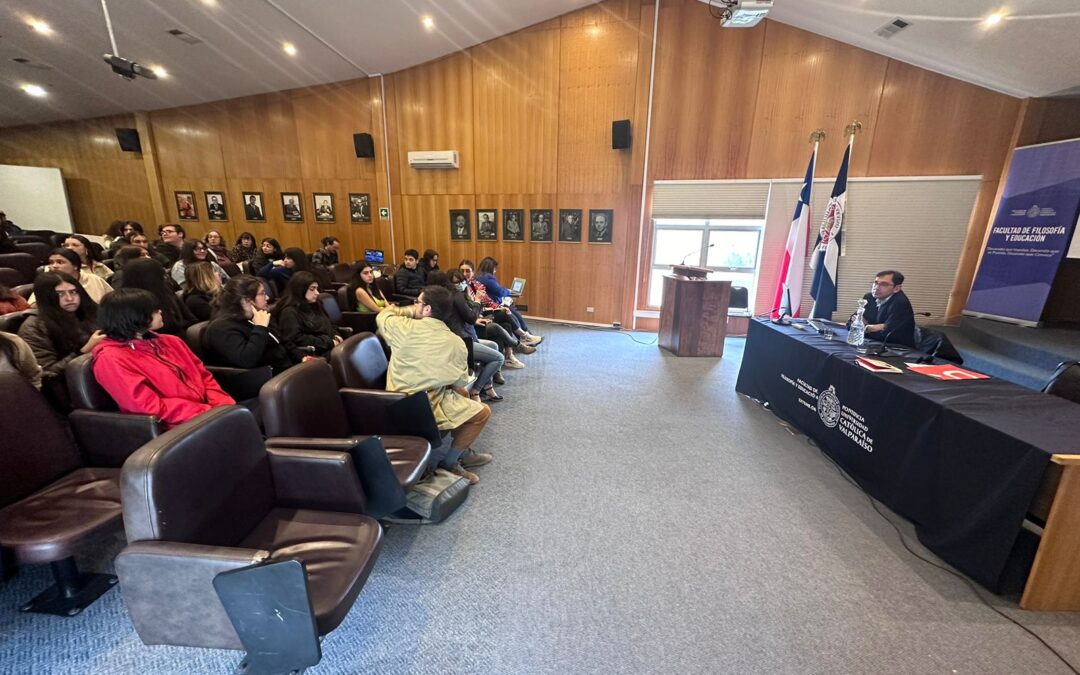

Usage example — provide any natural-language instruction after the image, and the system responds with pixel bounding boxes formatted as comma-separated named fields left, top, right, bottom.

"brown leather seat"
left=0, top=253, right=38, bottom=284
left=0, top=373, right=124, bottom=615
left=259, top=359, right=430, bottom=491
left=333, top=287, right=377, bottom=334
left=14, top=241, right=51, bottom=265
left=0, top=308, right=34, bottom=334
left=183, top=321, right=273, bottom=400
left=330, top=332, right=389, bottom=389
left=116, top=405, right=382, bottom=651
left=0, top=267, right=23, bottom=288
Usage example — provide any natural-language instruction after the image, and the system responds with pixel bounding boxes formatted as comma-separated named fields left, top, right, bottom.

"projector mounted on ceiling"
left=700, top=0, right=773, bottom=28
left=99, top=0, right=157, bottom=81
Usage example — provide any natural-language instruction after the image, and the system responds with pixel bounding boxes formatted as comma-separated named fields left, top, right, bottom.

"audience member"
left=118, top=258, right=196, bottom=335
left=249, top=237, right=283, bottom=275
left=205, top=275, right=291, bottom=373
left=459, top=259, right=533, bottom=363
left=311, top=236, right=341, bottom=267
left=64, top=234, right=113, bottom=280
left=92, top=288, right=234, bottom=428
left=419, top=249, right=440, bottom=280
left=229, top=232, right=258, bottom=264
left=0, top=284, right=30, bottom=316
left=257, top=246, right=313, bottom=289
left=376, top=285, right=492, bottom=484
left=449, top=267, right=520, bottom=373
left=272, top=271, right=341, bottom=363
left=102, top=220, right=128, bottom=251
left=182, top=261, right=223, bottom=322
left=154, top=224, right=185, bottom=267
left=204, top=230, right=230, bottom=262
left=475, top=256, right=541, bottom=345
left=30, top=248, right=113, bottom=305
left=347, top=263, right=389, bottom=313
left=18, top=272, right=103, bottom=382
left=172, top=240, right=230, bottom=289
left=428, top=271, right=504, bottom=402
left=394, top=248, right=425, bottom=299
left=0, top=331, right=41, bottom=389
left=109, top=245, right=150, bottom=287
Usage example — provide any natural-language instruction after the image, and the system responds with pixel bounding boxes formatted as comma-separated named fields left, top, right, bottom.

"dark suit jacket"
left=859, top=291, right=916, bottom=348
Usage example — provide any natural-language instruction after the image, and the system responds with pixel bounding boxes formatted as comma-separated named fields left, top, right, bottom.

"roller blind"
left=652, top=181, right=771, bottom=219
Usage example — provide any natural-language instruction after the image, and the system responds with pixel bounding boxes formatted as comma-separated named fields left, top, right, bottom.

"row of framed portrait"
left=450, top=209, right=614, bottom=243
left=173, top=191, right=372, bottom=224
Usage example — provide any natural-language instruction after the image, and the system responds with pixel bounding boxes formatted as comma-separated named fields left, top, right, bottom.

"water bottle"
left=847, top=299, right=867, bottom=346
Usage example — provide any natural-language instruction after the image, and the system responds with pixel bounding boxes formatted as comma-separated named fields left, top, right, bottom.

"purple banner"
left=966, top=138, right=1080, bottom=324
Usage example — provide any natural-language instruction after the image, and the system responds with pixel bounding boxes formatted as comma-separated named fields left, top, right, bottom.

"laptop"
left=364, top=249, right=384, bottom=264
left=510, top=277, right=526, bottom=296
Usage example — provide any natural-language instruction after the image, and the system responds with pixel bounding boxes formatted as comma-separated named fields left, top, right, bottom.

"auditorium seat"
left=0, top=373, right=124, bottom=616
left=331, top=263, right=353, bottom=284
left=0, top=267, right=25, bottom=288
left=333, top=287, right=376, bottom=334
left=116, top=405, right=383, bottom=664
left=12, top=283, right=33, bottom=300
left=729, top=286, right=749, bottom=312
left=0, top=253, right=39, bottom=284
left=330, top=332, right=388, bottom=389
left=259, top=359, right=431, bottom=493
left=0, top=308, right=34, bottom=334
left=184, top=321, right=274, bottom=401
left=1044, top=361, right=1080, bottom=405
left=14, top=241, right=51, bottom=266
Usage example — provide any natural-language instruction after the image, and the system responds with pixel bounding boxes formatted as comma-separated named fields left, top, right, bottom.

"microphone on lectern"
left=680, top=243, right=715, bottom=266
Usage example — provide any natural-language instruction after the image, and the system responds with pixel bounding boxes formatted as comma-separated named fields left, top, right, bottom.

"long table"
left=735, top=318, right=1080, bottom=609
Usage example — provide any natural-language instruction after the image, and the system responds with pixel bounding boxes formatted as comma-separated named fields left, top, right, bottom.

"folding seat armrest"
left=116, top=540, right=270, bottom=650
left=207, top=365, right=273, bottom=401
left=340, top=312, right=375, bottom=334
left=266, top=446, right=369, bottom=513
left=69, top=409, right=163, bottom=468
left=339, top=388, right=407, bottom=435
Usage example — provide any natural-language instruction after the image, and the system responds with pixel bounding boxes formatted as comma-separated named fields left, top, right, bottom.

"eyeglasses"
left=161, top=229, right=177, bottom=235
left=872, top=280, right=894, bottom=288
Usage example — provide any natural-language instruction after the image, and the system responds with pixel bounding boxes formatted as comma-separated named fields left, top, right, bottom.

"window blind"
left=651, top=181, right=771, bottom=219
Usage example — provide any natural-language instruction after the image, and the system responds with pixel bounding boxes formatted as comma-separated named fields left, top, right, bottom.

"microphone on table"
left=679, top=243, right=715, bottom=266
left=859, top=327, right=898, bottom=357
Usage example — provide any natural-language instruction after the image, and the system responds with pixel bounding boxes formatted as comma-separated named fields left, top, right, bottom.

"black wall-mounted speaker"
left=115, top=128, right=142, bottom=153
left=611, top=120, right=631, bottom=150
left=353, top=132, right=375, bottom=158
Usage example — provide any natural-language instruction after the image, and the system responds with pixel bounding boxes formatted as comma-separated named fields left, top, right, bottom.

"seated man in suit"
left=859, top=270, right=916, bottom=348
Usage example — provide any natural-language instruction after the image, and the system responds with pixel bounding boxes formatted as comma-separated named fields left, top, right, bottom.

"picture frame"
left=349, top=193, right=371, bottom=223
left=450, top=209, right=471, bottom=241
left=205, top=191, right=227, bottom=222
left=502, top=209, right=525, bottom=241
left=242, top=192, right=266, bottom=222
left=174, top=191, right=197, bottom=221
left=529, top=209, right=552, bottom=242
left=476, top=210, right=498, bottom=241
left=313, top=193, right=335, bottom=223
left=588, top=209, right=614, bottom=244
left=558, top=209, right=582, bottom=242
left=281, top=192, right=304, bottom=223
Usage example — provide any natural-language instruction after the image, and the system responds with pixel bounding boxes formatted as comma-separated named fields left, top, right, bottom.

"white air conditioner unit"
left=407, top=150, right=460, bottom=169
left=697, top=0, right=772, bottom=28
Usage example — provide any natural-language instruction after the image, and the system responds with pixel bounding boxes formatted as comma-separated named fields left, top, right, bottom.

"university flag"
left=772, top=148, right=816, bottom=317
left=809, top=140, right=852, bottom=319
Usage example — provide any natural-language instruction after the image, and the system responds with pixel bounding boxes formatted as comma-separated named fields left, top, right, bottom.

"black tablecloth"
left=735, top=318, right=1080, bottom=591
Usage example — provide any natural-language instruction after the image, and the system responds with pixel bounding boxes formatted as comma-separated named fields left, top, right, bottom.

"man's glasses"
left=872, top=281, right=894, bottom=288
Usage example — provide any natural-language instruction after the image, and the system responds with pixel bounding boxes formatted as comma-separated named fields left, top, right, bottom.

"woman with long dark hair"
left=428, top=271, right=505, bottom=401
left=346, top=263, right=389, bottom=313
left=229, top=232, right=258, bottom=264
left=18, top=272, right=103, bottom=380
left=257, top=246, right=313, bottom=288
left=0, top=330, right=42, bottom=389
left=118, top=258, right=196, bottom=335
left=64, top=234, right=112, bottom=280
left=474, top=256, right=541, bottom=345
left=271, top=271, right=341, bottom=363
left=419, top=248, right=440, bottom=281
left=205, top=274, right=291, bottom=373
left=448, top=267, right=520, bottom=373
left=172, top=240, right=230, bottom=289
left=249, top=237, right=283, bottom=275
left=92, top=288, right=233, bottom=428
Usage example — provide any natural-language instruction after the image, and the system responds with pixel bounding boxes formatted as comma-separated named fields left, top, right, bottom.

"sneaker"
left=514, top=342, right=536, bottom=354
left=524, top=334, right=543, bottom=345
left=446, top=463, right=479, bottom=484
left=504, top=356, right=525, bottom=369
left=493, top=372, right=506, bottom=385
left=459, top=449, right=493, bottom=468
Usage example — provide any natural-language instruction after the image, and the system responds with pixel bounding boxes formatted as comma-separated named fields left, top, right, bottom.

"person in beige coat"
left=376, top=285, right=492, bottom=484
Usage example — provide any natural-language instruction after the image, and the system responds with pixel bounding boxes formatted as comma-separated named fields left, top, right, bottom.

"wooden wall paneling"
left=746, top=21, right=888, bottom=179
left=945, top=177, right=1000, bottom=318
left=471, top=28, right=561, bottom=195
left=379, top=75, right=402, bottom=261
left=293, top=81, right=376, bottom=182
left=299, top=178, right=380, bottom=263
left=223, top=177, right=313, bottom=253
left=867, top=60, right=1020, bottom=177
left=552, top=193, right=628, bottom=324
left=397, top=194, right=478, bottom=271
left=150, top=106, right=227, bottom=180
left=393, top=53, right=475, bottom=195
left=218, top=94, right=302, bottom=179
left=647, top=2, right=764, bottom=181
left=561, top=0, right=642, bottom=27
left=1033, top=98, right=1080, bottom=145
left=134, top=112, right=168, bottom=226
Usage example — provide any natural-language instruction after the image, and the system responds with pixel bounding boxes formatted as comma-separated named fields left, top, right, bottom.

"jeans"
left=471, top=339, right=504, bottom=392
left=508, top=306, right=530, bottom=333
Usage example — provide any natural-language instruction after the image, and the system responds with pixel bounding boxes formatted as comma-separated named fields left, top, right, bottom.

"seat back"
left=330, top=332, right=388, bottom=389
left=319, top=292, right=343, bottom=325
left=12, top=283, right=33, bottom=300
left=336, top=285, right=352, bottom=314
left=14, top=241, right=51, bottom=265
left=729, top=286, right=749, bottom=310
left=259, top=359, right=350, bottom=438
left=331, top=263, right=353, bottom=284
left=374, top=276, right=397, bottom=304
left=0, top=253, right=38, bottom=284
left=185, top=321, right=209, bottom=359
left=121, top=406, right=273, bottom=545
left=0, top=373, right=83, bottom=508
left=0, top=267, right=24, bottom=288
left=0, top=308, right=34, bottom=334
left=1044, top=361, right=1080, bottom=404
left=66, top=353, right=119, bottom=411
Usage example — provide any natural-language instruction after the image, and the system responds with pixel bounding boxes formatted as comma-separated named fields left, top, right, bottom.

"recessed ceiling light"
left=421, top=16, right=435, bottom=31
left=28, top=19, right=53, bottom=35
left=984, top=13, right=1005, bottom=27
left=283, top=42, right=298, bottom=56
left=200, top=0, right=217, bottom=6
left=150, top=65, right=169, bottom=78
left=21, top=83, right=47, bottom=97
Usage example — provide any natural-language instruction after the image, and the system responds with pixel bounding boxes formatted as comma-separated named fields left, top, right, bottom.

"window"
left=647, top=218, right=764, bottom=309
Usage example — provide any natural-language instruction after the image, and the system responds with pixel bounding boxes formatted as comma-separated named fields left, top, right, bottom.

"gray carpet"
left=4, top=322, right=1080, bottom=674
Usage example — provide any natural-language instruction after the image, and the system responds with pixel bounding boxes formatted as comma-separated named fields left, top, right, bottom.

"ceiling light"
left=283, top=42, right=298, bottom=56
left=28, top=19, right=53, bottom=35
left=150, top=65, right=169, bottom=78
left=200, top=0, right=218, bottom=6
left=21, top=83, right=47, bottom=97
left=983, top=13, right=1005, bottom=27
left=421, top=16, right=435, bottom=31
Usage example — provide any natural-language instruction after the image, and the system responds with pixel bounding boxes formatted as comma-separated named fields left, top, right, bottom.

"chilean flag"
left=772, top=149, right=816, bottom=318
left=810, top=142, right=851, bottom=319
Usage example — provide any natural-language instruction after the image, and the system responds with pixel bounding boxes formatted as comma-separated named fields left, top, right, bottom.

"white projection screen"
left=0, top=164, right=74, bottom=233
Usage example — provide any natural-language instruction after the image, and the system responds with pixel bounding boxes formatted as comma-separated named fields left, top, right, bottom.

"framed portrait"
left=530, top=209, right=552, bottom=242
left=174, top=191, right=197, bottom=221
left=476, top=210, right=498, bottom=240
left=281, top=192, right=304, bottom=222
left=205, top=192, right=227, bottom=221
left=588, top=209, right=614, bottom=244
left=349, top=193, right=371, bottom=223
left=242, top=192, right=266, bottom=222
left=313, top=193, right=335, bottom=223
left=450, top=209, right=471, bottom=241
left=502, top=209, right=525, bottom=241
left=559, top=209, right=582, bottom=242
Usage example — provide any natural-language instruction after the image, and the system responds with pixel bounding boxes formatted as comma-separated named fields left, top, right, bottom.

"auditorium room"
left=4, top=0, right=1080, bottom=673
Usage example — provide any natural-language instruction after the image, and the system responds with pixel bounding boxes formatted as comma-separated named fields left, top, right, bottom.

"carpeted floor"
left=4, top=321, right=1080, bottom=674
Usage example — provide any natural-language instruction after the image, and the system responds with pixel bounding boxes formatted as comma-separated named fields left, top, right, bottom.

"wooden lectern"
left=658, top=266, right=732, bottom=357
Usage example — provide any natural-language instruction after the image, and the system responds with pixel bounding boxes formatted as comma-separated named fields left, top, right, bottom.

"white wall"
left=0, top=164, right=74, bottom=233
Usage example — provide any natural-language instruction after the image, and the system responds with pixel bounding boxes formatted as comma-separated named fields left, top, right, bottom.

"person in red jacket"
left=92, top=287, right=234, bottom=428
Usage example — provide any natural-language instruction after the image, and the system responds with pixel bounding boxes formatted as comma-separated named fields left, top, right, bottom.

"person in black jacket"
left=859, top=270, right=916, bottom=348
left=271, top=271, right=341, bottom=363
left=428, top=271, right=505, bottom=401
left=204, top=275, right=291, bottom=373
left=118, top=258, right=196, bottom=336
left=394, top=248, right=425, bottom=299
left=181, top=261, right=222, bottom=322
